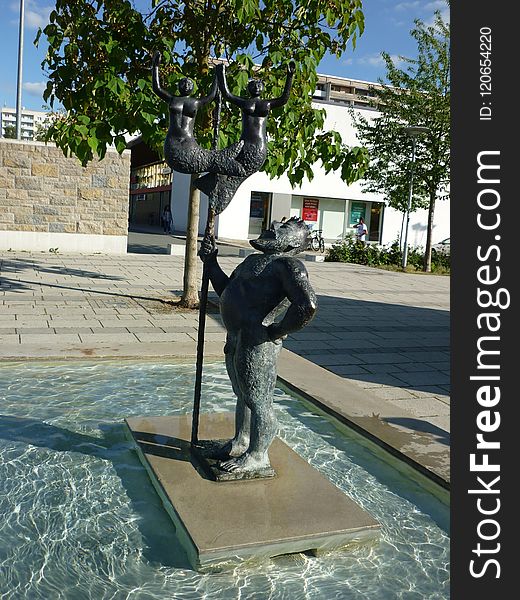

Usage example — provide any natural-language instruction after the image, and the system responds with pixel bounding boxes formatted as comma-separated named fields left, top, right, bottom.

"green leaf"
left=87, top=136, right=98, bottom=153
left=114, top=136, right=127, bottom=154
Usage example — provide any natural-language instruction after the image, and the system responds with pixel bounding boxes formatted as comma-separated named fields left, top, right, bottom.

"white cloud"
left=394, top=1, right=422, bottom=11
left=346, top=53, right=406, bottom=69
left=23, top=81, right=46, bottom=97
left=424, top=1, right=449, bottom=10
left=393, top=0, right=450, bottom=28
left=9, top=1, right=53, bottom=30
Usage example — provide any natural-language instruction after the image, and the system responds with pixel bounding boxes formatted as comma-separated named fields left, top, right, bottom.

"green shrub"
left=325, top=236, right=450, bottom=274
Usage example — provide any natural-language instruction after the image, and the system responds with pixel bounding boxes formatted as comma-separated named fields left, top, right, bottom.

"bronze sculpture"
left=199, top=218, right=316, bottom=476
left=194, top=61, right=295, bottom=213
left=152, top=52, right=245, bottom=177
left=152, top=56, right=317, bottom=479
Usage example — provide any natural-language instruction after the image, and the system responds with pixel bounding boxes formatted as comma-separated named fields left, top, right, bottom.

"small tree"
left=33, top=109, right=61, bottom=142
left=3, top=125, right=17, bottom=139
left=37, top=0, right=369, bottom=306
left=352, top=10, right=450, bottom=272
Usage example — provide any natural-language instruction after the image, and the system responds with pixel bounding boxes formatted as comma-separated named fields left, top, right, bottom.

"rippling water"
left=0, top=360, right=449, bottom=599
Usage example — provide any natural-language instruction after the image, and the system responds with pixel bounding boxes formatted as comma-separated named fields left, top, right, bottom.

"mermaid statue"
left=152, top=52, right=245, bottom=177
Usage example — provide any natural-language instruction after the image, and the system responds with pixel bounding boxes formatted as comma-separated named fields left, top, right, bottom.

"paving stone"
left=78, top=333, right=138, bottom=343
left=349, top=373, right=408, bottom=388
left=0, top=334, right=19, bottom=343
left=98, top=319, right=149, bottom=327
left=284, top=340, right=334, bottom=352
left=53, top=327, right=94, bottom=334
left=326, top=340, right=379, bottom=350
left=14, top=319, right=50, bottom=327
left=20, top=333, right=81, bottom=343
left=289, top=331, right=341, bottom=341
left=360, top=364, right=406, bottom=374
left=88, top=326, right=130, bottom=334
left=305, top=353, right=361, bottom=366
left=324, top=364, right=370, bottom=376
left=133, top=332, right=194, bottom=343
left=126, top=326, right=166, bottom=334
left=47, top=319, right=102, bottom=327
left=0, top=328, right=16, bottom=334
left=399, top=351, right=450, bottom=362
left=392, top=371, right=451, bottom=386
left=354, top=352, right=414, bottom=364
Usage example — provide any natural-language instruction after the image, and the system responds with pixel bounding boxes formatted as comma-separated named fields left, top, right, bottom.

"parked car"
left=432, top=237, right=450, bottom=253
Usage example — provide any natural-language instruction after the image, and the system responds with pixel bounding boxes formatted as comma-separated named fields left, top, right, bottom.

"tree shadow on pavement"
left=0, top=257, right=125, bottom=294
left=285, top=293, right=450, bottom=399
left=384, top=417, right=450, bottom=446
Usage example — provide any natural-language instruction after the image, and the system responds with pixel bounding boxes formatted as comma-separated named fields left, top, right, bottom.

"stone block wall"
left=0, top=139, right=130, bottom=253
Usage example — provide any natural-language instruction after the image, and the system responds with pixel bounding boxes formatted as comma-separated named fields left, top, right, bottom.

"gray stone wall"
left=0, top=139, right=130, bottom=237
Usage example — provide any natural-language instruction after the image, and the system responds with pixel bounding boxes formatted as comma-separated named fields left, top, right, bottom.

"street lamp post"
left=401, top=125, right=429, bottom=269
left=15, top=0, right=25, bottom=140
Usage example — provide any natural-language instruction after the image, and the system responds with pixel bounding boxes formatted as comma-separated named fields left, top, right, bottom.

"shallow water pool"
left=0, top=360, right=449, bottom=599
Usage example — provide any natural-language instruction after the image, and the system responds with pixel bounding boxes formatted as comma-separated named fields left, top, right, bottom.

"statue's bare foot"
left=219, top=452, right=270, bottom=474
left=205, top=437, right=249, bottom=460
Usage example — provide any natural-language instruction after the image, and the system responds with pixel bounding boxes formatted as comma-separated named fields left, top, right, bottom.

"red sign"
left=302, top=197, right=319, bottom=222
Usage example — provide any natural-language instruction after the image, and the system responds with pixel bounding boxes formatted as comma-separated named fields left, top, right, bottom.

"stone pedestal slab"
left=125, top=412, right=380, bottom=571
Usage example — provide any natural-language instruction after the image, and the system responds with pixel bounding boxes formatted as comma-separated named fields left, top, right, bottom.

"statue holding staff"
left=151, top=55, right=315, bottom=478
left=199, top=218, right=317, bottom=476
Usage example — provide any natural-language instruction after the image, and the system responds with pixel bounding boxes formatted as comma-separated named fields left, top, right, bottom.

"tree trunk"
left=179, top=174, right=201, bottom=308
left=423, top=190, right=436, bottom=272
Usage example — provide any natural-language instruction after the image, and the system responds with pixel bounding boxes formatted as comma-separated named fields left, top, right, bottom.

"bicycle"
left=309, top=229, right=325, bottom=253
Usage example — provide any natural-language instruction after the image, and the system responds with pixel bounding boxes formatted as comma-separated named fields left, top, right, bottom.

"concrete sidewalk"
left=0, top=250, right=450, bottom=484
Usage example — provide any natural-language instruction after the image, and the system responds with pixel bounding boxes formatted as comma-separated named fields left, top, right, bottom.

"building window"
left=130, top=161, right=172, bottom=190
left=248, top=191, right=272, bottom=237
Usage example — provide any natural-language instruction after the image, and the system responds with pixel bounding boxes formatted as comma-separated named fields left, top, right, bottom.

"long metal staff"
left=191, top=89, right=222, bottom=445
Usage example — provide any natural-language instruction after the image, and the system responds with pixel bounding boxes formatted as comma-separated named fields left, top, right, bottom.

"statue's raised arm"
left=198, top=73, right=218, bottom=106
left=152, top=52, right=172, bottom=103
left=268, top=61, right=296, bottom=109
left=215, top=64, right=248, bottom=108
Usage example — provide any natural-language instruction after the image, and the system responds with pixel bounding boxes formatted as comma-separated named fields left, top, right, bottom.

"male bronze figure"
left=199, top=218, right=317, bottom=476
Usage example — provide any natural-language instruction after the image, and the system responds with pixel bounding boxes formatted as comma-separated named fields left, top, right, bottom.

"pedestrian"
left=355, top=217, right=368, bottom=244
left=162, top=205, right=173, bottom=234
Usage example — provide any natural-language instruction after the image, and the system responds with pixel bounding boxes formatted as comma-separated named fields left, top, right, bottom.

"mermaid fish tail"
left=164, top=138, right=246, bottom=176
left=210, top=141, right=247, bottom=177
left=194, top=173, right=246, bottom=214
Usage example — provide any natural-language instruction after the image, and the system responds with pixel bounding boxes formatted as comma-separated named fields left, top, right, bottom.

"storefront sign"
left=302, top=197, right=319, bottom=222
left=350, top=201, right=366, bottom=226
left=250, top=192, right=267, bottom=218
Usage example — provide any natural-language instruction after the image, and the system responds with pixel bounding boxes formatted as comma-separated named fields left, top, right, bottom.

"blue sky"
left=0, top=0, right=449, bottom=112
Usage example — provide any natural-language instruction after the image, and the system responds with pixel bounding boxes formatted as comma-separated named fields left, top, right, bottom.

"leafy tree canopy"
left=352, top=10, right=450, bottom=214
left=37, top=0, right=369, bottom=186
left=3, top=124, right=17, bottom=139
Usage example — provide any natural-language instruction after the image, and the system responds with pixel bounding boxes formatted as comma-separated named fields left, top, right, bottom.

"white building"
left=170, top=72, right=450, bottom=249
left=0, top=107, right=49, bottom=141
